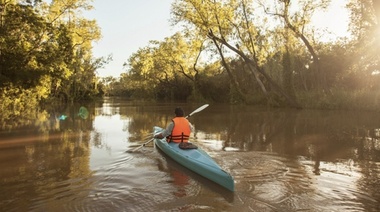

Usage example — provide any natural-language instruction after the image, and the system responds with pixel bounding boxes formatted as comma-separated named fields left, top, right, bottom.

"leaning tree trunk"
left=240, top=0, right=269, bottom=96
left=279, top=0, right=322, bottom=90
left=209, top=35, right=248, bottom=103
left=208, top=29, right=302, bottom=109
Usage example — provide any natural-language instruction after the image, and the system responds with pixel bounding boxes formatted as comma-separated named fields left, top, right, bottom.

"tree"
left=171, top=0, right=301, bottom=107
left=0, top=0, right=104, bottom=123
left=260, top=0, right=331, bottom=91
left=346, top=0, right=380, bottom=90
left=172, top=0, right=249, bottom=102
left=45, top=0, right=102, bottom=101
left=122, top=34, right=196, bottom=100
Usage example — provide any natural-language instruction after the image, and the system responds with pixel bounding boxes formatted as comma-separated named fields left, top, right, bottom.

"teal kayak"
left=153, top=126, right=234, bottom=191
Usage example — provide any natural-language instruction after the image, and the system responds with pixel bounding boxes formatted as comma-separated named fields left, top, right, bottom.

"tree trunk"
left=240, top=0, right=268, bottom=95
left=280, top=0, right=321, bottom=90
left=208, top=29, right=302, bottom=109
left=209, top=34, right=248, bottom=103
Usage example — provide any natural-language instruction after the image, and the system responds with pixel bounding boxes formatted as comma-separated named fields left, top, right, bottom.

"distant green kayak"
left=154, top=126, right=234, bottom=191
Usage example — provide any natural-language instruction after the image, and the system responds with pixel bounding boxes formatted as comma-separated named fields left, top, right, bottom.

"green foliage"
left=193, top=73, right=230, bottom=103
left=1, top=3, right=48, bottom=87
left=0, top=84, right=41, bottom=124
left=0, top=0, right=105, bottom=119
left=297, top=88, right=380, bottom=111
left=4, top=0, right=379, bottom=112
left=110, top=0, right=380, bottom=111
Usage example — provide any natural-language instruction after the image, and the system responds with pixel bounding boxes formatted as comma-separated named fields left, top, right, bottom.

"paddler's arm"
left=154, top=122, right=174, bottom=139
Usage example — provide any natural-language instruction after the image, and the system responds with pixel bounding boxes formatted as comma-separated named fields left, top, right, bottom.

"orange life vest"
left=167, top=117, right=191, bottom=143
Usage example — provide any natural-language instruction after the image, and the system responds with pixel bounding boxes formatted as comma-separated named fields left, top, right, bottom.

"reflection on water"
left=0, top=98, right=380, bottom=211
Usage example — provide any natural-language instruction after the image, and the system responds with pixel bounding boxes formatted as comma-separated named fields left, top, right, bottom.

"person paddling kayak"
left=154, top=107, right=193, bottom=143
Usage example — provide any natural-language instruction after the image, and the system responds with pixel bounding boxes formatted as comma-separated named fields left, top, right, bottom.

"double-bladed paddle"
left=129, top=104, right=209, bottom=152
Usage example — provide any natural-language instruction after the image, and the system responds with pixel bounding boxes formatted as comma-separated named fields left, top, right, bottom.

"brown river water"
left=1, top=97, right=380, bottom=211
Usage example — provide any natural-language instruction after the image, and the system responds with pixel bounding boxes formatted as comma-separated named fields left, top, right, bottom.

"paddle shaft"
left=130, top=138, right=154, bottom=152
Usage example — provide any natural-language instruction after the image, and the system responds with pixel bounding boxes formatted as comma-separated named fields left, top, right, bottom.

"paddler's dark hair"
left=174, top=107, right=184, bottom=117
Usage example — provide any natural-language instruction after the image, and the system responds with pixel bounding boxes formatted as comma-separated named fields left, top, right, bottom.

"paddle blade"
left=186, top=104, right=209, bottom=118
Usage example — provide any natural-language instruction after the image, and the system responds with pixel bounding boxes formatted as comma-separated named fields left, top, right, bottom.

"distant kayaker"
left=154, top=107, right=193, bottom=143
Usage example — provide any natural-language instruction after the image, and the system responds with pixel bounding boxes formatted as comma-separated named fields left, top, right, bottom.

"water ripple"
left=213, top=151, right=379, bottom=211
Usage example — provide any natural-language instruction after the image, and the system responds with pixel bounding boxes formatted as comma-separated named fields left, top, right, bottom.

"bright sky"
left=85, top=0, right=350, bottom=78
left=84, top=0, right=176, bottom=78
left=311, top=0, right=350, bottom=42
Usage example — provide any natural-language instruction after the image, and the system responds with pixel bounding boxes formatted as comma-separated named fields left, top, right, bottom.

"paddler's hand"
left=154, top=133, right=163, bottom=139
